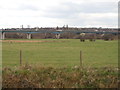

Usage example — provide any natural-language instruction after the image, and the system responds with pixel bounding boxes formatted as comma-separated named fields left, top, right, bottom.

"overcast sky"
left=0, top=0, right=118, bottom=28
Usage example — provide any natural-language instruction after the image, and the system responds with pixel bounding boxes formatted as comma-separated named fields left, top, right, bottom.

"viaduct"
left=0, top=29, right=119, bottom=40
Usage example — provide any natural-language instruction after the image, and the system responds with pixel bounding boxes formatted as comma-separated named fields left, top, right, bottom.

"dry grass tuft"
left=2, top=64, right=119, bottom=88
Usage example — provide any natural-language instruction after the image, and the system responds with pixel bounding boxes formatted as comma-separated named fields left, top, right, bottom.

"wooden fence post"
left=80, top=50, right=83, bottom=68
left=20, top=50, right=22, bottom=66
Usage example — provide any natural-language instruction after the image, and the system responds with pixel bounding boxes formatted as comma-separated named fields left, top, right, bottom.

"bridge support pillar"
left=56, top=34, right=60, bottom=39
left=27, top=33, right=32, bottom=39
left=0, top=32, right=2, bottom=39
left=1, top=32, right=5, bottom=40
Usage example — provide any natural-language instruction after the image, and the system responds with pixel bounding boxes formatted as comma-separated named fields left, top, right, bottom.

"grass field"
left=2, top=39, right=118, bottom=68
left=2, top=39, right=119, bottom=88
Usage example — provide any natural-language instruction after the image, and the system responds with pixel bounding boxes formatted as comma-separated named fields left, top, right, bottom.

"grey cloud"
left=76, top=2, right=117, bottom=13
left=66, top=14, right=117, bottom=27
left=17, top=3, right=39, bottom=11
left=43, top=2, right=117, bottom=19
left=41, top=1, right=117, bottom=28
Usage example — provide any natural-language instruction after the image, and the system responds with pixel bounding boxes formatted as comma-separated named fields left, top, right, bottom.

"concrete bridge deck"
left=0, top=30, right=119, bottom=39
left=0, top=30, right=118, bottom=34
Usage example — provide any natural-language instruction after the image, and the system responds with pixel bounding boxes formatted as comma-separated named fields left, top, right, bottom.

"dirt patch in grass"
left=0, top=40, right=63, bottom=43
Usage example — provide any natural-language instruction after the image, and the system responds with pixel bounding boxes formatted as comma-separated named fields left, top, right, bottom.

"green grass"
left=2, top=39, right=118, bottom=68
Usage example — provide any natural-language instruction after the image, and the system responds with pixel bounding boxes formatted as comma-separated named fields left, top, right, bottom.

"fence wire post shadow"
left=80, top=50, right=83, bottom=69
left=20, top=50, right=22, bottom=66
